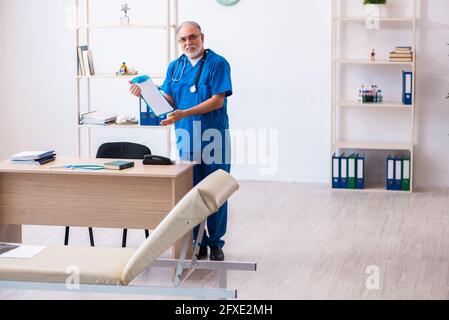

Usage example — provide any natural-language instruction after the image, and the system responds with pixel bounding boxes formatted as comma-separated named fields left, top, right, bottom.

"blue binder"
left=139, top=97, right=149, bottom=126
left=148, top=110, right=158, bottom=126
left=340, top=153, right=348, bottom=189
left=386, top=155, right=395, bottom=190
left=402, top=71, right=413, bottom=105
left=139, top=97, right=158, bottom=126
left=332, top=153, right=341, bottom=189
left=356, top=153, right=365, bottom=189
left=157, top=114, right=167, bottom=126
left=394, top=155, right=403, bottom=191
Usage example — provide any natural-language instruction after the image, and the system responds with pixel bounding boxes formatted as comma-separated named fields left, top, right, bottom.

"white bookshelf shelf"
left=333, top=141, right=413, bottom=152
left=332, top=186, right=411, bottom=193
left=78, top=124, right=172, bottom=132
left=333, top=101, right=414, bottom=109
left=76, top=73, right=165, bottom=80
left=335, top=17, right=414, bottom=22
left=336, top=59, right=414, bottom=66
left=77, top=24, right=176, bottom=30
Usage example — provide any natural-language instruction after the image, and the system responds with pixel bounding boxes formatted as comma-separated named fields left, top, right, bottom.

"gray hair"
left=176, top=21, right=202, bottom=34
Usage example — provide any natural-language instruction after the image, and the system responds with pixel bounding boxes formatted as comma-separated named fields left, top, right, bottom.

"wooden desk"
left=0, top=158, right=194, bottom=258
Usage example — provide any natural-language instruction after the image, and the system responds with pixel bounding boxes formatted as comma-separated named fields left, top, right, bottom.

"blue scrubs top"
left=161, top=49, right=232, bottom=160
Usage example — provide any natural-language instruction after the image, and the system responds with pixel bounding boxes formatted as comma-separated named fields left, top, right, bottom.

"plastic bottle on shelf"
left=378, top=90, right=383, bottom=103
left=361, top=85, right=365, bottom=103
left=120, top=62, right=128, bottom=75
left=372, top=85, right=378, bottom=102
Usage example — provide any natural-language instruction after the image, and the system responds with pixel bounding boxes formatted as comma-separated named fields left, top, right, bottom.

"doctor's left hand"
left=160, top=110, right=186, bottom=126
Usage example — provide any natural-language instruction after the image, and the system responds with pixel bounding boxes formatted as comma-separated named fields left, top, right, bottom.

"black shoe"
left=210, top=246, right=224, bottom=261
left=196, top=246, right=208, bottom=260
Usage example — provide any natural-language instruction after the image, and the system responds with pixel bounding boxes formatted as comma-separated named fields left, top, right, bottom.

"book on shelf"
left=87, top=50, right=95, bottom=75
left=77, top=45, right=95, bottom=76
left=82, top=50, right=95, bottom=76
left=82, top=50, right=91, bottom=75
left=395, top=46, right=412, bottom=51
left=390, top=58, right=414, bottom=62
left=389, top=46, right=414, bottom=62
left=390, top=52, right=413, bottom=58
left=390, top=56, right=413, bottom=60
left=80, top=111, right=117, bottom=125
left=77, top=45, right=88, bottom=76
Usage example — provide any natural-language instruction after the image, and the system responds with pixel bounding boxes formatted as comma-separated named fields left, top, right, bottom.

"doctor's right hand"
left=128, top=80, right=141, bottom=97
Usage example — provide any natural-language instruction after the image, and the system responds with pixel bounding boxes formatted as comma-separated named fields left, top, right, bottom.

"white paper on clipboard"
left=137, top=78, right=174, bottom=117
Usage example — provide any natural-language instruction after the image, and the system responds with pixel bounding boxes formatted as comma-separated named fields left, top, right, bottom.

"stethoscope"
left=172, top=49, right=208, bottom=93
left=50, top=164, right=105, bottom=170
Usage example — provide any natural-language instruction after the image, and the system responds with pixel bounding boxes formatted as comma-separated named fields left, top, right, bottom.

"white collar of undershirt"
left=188, top=55, right=203, bottom=67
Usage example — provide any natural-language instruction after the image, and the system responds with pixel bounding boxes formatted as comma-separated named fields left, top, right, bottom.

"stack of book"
left=389, top=46, right=413, bottom=62
left=80, top=111, right=117, bottom=125
left=10, top=150, right=56, bottom=165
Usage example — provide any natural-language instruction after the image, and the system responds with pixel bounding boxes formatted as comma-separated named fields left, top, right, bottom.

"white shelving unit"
left=331, top=0, right=418, bottom=192
left=75, top=0, right=179, bottom=158
left=76, top=73, right=166, bottom=80
left=335, top=17, right=414, bottom=22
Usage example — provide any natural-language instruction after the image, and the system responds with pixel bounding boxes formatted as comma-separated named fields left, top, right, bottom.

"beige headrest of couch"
left=121, top=169, right=239, bottom=284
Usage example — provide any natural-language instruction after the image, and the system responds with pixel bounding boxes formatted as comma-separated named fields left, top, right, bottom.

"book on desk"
left=103, top=160, right=135, bottom=170
left=10, top=150, right=56, bottom=165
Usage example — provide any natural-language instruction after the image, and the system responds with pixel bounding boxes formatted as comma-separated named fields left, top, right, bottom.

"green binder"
left=348, top=153, right=357, bottom=189
left=402, top=156, right=411, bottom=191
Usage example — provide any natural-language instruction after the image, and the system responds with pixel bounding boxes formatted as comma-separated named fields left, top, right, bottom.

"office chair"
left=64, top=142, right=152, bottom=248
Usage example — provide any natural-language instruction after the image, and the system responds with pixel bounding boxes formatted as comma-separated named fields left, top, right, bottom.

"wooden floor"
left=2, top=181, right=449, bottom=300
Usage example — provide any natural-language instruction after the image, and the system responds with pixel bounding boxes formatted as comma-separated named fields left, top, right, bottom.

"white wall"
left=0, top=0, right=75, bottom=156
left=0, top=0, right=448, bottom=188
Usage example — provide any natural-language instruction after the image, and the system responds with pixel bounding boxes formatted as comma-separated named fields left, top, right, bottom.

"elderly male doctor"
left=129, top=21, right=232, bottom=261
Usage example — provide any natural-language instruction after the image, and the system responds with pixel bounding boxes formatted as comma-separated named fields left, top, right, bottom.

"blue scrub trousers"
left=191, top=159, right=230, bottom=249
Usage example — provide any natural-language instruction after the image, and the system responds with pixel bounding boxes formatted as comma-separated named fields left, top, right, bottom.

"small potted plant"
left=364, top=0, right=388, bottom=18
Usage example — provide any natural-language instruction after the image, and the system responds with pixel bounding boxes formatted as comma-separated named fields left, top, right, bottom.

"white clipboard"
left=137, top=77, right=174, bottom=117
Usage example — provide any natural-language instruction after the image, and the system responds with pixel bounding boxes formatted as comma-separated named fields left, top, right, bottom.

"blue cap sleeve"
left=210, top=58, right=232, bottom=97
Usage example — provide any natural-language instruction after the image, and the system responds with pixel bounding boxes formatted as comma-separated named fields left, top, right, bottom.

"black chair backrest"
left=96, top=142, right=151, bottom=160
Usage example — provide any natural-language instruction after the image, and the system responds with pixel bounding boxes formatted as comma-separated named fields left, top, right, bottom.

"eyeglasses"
left=177, top=33, right=202, bottom=44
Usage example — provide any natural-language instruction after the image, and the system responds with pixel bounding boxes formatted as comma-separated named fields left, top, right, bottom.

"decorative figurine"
left=121, top=3, right=131, bottom=25
left=371, top=49, right=376, bottom=62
